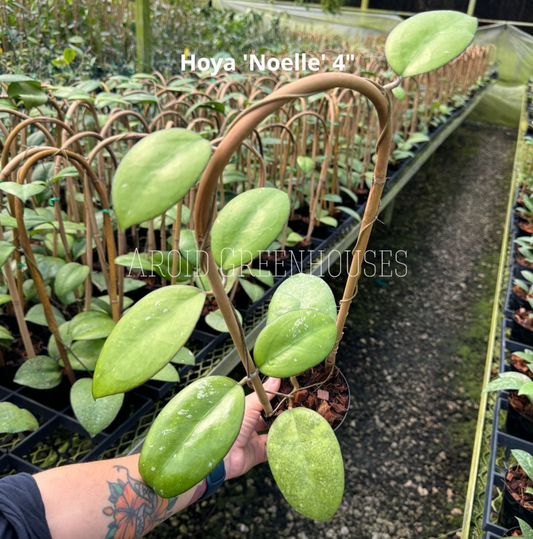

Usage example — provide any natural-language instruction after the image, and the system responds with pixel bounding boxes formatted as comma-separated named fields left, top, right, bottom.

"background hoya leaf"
left=139, top=377, right=244, bottom=497
left=59, top=339, right=105, bottom=371
left=0, top=181, right=47, bottom=203
left=0, top=240, right=15, bottom=267
left=112, top=129, right=211, bottom=229
left=512, top=449, right=533, bottom=480
left=482, top=372, right=530, bottom=393
left=171, top=346, right=195, bottom=365
left=518, top=518, right=533, bottom=539
left=267, top=408, right=344, bottom=521
left=25, top=304, right=66, bottom=327
left=211, top=188, right=290, bottom=271
left=254, top=309, right=337, bottom=378
left=93, top=286, right=205, bottom=397
left=392, top=87, right=406, bottom=101
left=242, top=268, right=274, bottom=287
left=54, top=262, right=90, bottom=303
left=70, top=378, right=123, bottom=437
left=69, top=311, right=116, bottom=341
left=205, top=308, right=243, bottom=333
left=14, top=356, right=62, bottom=389
left=0, top=326, right=14, bottom=347
left=385, top=11, right=477, bottom=77
left=150, top=363, right=180, bottom=382
left=297, top=156, right=314, bottom=175
left=267, top=273, right=337, bottom=324
left=240, top=279, right=264, bottom=303
left=0, top=402, right=39, bottom=434
left=7, top=81, right=48, bottom=108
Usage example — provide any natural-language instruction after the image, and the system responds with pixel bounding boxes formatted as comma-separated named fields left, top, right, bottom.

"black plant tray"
left=500, top=319, right=533, bottom=375
left=504, top=265, right=532, bottom=319
left=482, top=396, right=533, bottom=536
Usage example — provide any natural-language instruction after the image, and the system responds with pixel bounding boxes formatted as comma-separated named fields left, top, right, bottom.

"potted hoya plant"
left=499, top=449, right=533, bottom=529
left=92, top=10, right=478, bottom=521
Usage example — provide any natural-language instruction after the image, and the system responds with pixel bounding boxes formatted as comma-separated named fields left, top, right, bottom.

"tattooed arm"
left=33, top=377, right=280, bottom=539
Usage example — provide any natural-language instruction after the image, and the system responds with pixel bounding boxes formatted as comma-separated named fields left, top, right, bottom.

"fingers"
left=245, top=377, right=281, bottom=413
left=256, top=433, right=269, bottom=464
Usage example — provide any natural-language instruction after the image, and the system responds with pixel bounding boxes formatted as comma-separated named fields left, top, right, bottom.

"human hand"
left=223, top=377, right=280, bottom=481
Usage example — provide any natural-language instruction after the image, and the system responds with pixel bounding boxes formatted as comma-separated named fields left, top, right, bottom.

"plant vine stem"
left=202, top=248, right=273, bottom=416
left=0, top=223, right=34, bottom=359
left=194, top=73, right=392, bottom=377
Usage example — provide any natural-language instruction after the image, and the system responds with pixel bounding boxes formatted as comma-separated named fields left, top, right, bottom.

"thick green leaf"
left=93, top=286, right=205, bottom=397
left=54, top=262, right=90, bottom=302
left=211, top=188, right=290, bottom=271
left=35, top=255, right=66, bottom=283
left=0, top=240, right=15, bottom=267
left=385, top=11, right=477, bottom=77
left=240, top=279, right=264, bottom=303
left=297, top=156, right=314, bottom=175
left=139, top=376, right=244, bottom=497
left=171, top=346, right=195, bottom=365
left=70, top=311, right=115, bottom=341
left=150, top=363, right=180, bottom=382
left=267, top=273, right=337, bottom=324
left=518, top=518, right=533, bottom=539
left=47, top=322, right=73, bottom=359
left=115, top=251, right=192, bottom=282
left=0, top=402, right=39, bottom=433
left=255, top=309, right=337, bottom=377
left=267, top=408, right=344, bottom=521
left=70, top=378, right=123, bottom=437
left=392, top=87, right=406, bottom=100
left=0, top=325, right=14, bottom=347
left=242, top=268, right=274, bottom=287
left=112, top=129, right=211, bottom=229
left=14, top=356, right=62, bottom=389
left=7, top=81, right=47, bottom=108
left=0, top=294, right=11, bottom=307
left=205, top=308, right=243, bottom=333
left=59, top=339, right=105, bottom=371
left=512, top=449, right=533, bottom=480
left=25, top=304, right=66, bottom=327
left=0, top=75, right=36, bottom=83
left=482, top=372, right=530, bottom=393
left=0, top=181, right=47, bottom=202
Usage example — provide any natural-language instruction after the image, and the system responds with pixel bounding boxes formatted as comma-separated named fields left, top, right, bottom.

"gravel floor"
left=147, top=123, right=516, bottom=539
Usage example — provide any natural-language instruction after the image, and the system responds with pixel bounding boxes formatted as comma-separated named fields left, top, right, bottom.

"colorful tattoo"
left=102, top=465, right=178, bottom=539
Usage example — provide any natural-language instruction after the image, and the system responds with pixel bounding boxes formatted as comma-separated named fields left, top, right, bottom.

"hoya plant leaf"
left=211, top=188, right=290, bottom=271
left=70, top=311, right=116, bottom=341
left=267, top=408, right=344, bottom=521
left=115, top=251, right=192, bottom=282
left=205, top=308, right=243, bottom=333
left=171, top=346, right=195, bottom=365
left=139, top=376, right=245, bottom=497
left=392, top=87, right=406, bottom=101
left=519, top=381, right=533, bottom=397
left=297, top=156, right=314, bottom=175
left=385, top=11, right=477, bottom=77
left=240, top=279, right=264, bottom=303
left=70, top=378, right=124, bottom=437
left=482, top=371, right=531, bottom=393
left=14, top=356, right=62, bottom=389
left=54, top=262, right=90, bottom=302
left=254, top=309, right=337, bottom=378
left=0, top=402, right=39, bottom=434
left=267, top=273, right=337, bottom=324
left=35, top=255, right=66, bottom=283
left=242, top=268, right=274, bottom=287
left=7, top=81, right=48, bottom=108
left=0, top=240, right=15, bottom=267
left=93, top=286, right=205, bottom=397
left=25, top=304, right=66, bottom=327
left=0, top=325, right=14, bottom=347
left=517, top=518, right=533, bottom=539
left=47, top=322, right=73, bottom=359
left=59, top=339, right=105, bottom=371
left=512, top=449, right=533, bottom=480
left=0, top=294, right=11, bottom=307
left=150, top=363, right=180, bottom=382
left=112, top=129, right=211, bottom=229
left=0, top=181, right=47, bottom=203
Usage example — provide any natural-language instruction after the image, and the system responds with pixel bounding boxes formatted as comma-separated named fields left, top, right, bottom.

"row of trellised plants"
left=0, top=11, right=486, bottom=521
left=476, top=77, right=533, bottom=538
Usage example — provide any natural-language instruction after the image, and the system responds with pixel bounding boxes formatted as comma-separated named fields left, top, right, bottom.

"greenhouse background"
left=0, top=1, right=533, bottom=538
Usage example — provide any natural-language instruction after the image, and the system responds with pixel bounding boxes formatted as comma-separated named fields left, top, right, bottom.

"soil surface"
left=506, top=465, right=533, bottom=511
left=146, top=123, right=515, bottom=539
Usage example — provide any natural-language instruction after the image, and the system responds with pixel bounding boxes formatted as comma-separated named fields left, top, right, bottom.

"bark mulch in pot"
left=262, top=364, right=349, bottom=431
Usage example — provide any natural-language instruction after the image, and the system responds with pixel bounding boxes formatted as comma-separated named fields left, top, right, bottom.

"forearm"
left=34, top=454, right=207, bottom=539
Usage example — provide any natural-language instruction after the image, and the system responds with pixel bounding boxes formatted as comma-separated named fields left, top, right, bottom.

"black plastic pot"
left=500, top=465, right=533, bottom=529
left=506, top=397, right=533, bottom=443
left=511, top=315, right=533, bottom=347
left=261, top=366, right=351, bottom=433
